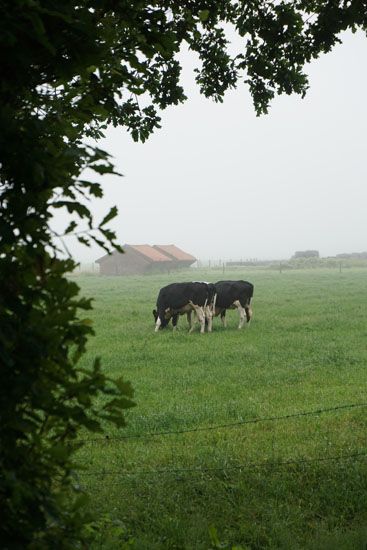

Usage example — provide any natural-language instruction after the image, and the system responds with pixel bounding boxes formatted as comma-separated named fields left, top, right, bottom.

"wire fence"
left=75, top=402, right=367, bottom=445
left=69, top=258, right=367, bottom=275
left=71, top=402, right=367, bottom=484
left=76, top=451, right=367, bottom=484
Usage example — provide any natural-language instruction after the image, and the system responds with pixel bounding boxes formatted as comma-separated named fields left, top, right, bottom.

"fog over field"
left=53, top=30, right=367, bottom=263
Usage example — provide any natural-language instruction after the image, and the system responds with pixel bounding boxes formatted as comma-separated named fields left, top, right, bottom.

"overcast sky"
left=55, top=30, right=367, bottom=263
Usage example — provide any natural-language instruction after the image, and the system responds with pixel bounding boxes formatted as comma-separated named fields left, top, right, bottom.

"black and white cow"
left=214, top=280, right=254, bottom=329
left=153, top=282, right=216, bottom=333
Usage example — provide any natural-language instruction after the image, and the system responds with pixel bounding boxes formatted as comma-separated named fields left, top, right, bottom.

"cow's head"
left=152, top=309, right=170, bottom=329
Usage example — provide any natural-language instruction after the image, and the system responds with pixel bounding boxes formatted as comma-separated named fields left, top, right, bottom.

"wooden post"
left=279, top=262, right=282, bottom=274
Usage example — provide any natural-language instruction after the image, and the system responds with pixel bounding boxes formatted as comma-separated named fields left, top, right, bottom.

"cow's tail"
left=245, top=282, right=254, bottom=323
left=212, top=292, right=217, bottom=314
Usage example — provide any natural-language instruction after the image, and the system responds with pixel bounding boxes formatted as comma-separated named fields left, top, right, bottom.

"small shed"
left=96, top=244, right=196, bottom=276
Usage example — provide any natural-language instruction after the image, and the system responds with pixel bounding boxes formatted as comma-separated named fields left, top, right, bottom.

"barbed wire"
left=76, top=450, right=367, bottom=482
left=74, top=402, right=367, bottom=445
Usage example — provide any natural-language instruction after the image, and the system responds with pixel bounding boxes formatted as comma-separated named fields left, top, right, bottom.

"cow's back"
left=157, top=282, right=192, bottom=310
left=157, top=282, right=212, bottom=310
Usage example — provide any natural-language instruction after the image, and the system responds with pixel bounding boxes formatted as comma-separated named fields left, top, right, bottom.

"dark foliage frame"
left=0, top=1, right=365, bottom=546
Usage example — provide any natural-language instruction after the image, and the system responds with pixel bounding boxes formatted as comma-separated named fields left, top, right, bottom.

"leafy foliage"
left=0, top=0, right=366, bottom=547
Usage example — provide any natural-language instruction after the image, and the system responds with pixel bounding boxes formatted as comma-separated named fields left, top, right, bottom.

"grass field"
left=73, top=268, right=367, bottom=549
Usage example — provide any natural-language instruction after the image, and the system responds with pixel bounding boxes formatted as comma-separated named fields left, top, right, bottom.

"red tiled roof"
left=129, top=244, right=172, bottom=262
left=154, top=245, right=196, bottom=262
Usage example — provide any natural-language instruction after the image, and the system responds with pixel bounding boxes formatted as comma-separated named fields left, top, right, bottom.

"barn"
left=96, top=244, right=196, bottom=275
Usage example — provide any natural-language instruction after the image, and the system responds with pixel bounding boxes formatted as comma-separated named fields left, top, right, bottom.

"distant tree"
left=293, top=250, right=320, bottom=259
left=1, top=1, right=366, bottom=547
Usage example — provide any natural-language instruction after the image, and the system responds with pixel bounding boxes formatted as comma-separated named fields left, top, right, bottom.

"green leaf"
left=198, top=9, right=210, bottom=22
left=100, top=206, right=118, bottom=227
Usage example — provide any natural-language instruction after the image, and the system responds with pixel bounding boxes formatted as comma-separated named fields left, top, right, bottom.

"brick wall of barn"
left=97, top=250, right=175, bottom=275
left=98, top=249, right=151, bottom=275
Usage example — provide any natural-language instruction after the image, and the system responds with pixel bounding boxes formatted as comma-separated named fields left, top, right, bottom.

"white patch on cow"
left=205, top=293, right=217, bottom=331
left=154, top=317, right=162, bottom=332
left=233, top=300, right=246, bottom=329
left=212, top=293, right=217, bottom=313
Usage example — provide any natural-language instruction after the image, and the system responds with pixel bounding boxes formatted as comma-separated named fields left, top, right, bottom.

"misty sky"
left=54, top=30, right=367, bottom=263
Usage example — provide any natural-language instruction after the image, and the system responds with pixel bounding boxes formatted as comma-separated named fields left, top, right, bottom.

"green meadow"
left=73, top=268, right=367, bottom=549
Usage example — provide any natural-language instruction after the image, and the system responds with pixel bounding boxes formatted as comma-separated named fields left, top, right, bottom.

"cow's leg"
left=172, top=313, right=179, bottom=331
left=188, top=308, right=196, bottom=333
left=186, top=311, right=191, bottom=330
left=205, top=305, right=213, bottom=332
left=221, top=310, right=227, bottom=328
left=245, top=304, right=253, bottom=323
left=190, top=311, right=201, bottom=331
left=239, top=296, right=253, bottom=325
left=189, top=303, right=205, bottom=333
left=233, top=300, right=246, bottom=329
left=187, top=310, right=197, bottom=331
left=197, top=307, right=206, bottom=333
left=238, top=307, right=246, bottom=329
